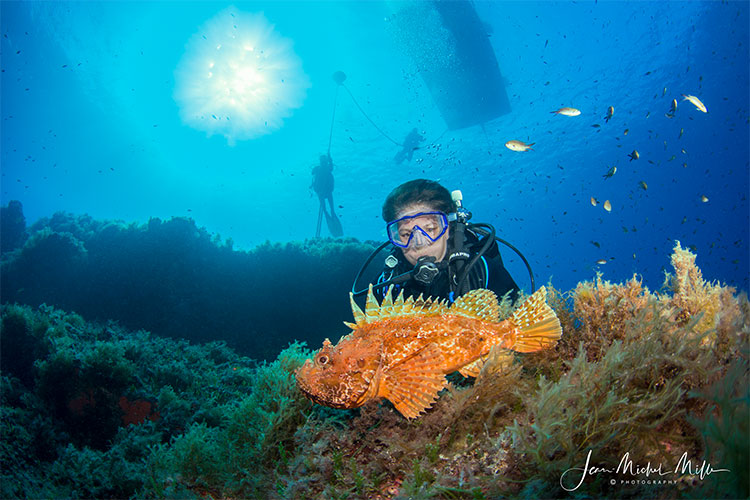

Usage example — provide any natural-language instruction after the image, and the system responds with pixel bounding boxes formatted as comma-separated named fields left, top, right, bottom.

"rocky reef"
left=0, top=207, right=376, bottom=361
left=0, top=200, right=27, bottom=253
left=1, top=243, right=747, bottom=499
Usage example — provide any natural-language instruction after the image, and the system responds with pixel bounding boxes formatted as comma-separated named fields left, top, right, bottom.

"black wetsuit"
left=312, top=162, right=335, bottom=217
left=375, top=229, right=520, bottom=304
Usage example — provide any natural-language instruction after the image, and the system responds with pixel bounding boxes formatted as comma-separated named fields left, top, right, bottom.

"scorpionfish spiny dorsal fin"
left=449, top=289, right=501, bottom=322
left=346, top=285, right=451, bottom=330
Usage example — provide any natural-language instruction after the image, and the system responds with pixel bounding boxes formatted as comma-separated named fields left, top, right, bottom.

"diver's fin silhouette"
left=393, top=150, right=406, bottom=164
left=316, top=205, right=324, bottom=238
left=325, top=211, right=343, bottom=237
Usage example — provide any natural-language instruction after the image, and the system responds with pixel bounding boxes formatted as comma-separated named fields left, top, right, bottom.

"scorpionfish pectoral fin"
left=379, top=343, right=447, bottom=419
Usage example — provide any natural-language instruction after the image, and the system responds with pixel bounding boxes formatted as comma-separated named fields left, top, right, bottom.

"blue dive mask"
left=386, top=211, right=449, bottom=249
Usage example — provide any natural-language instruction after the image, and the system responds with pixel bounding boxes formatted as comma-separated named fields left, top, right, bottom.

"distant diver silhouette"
left=393, top=128, right=424, bottom=164
left=312, top=153, right=343, bottom=237
left=328, top=69, right=447, bottom=167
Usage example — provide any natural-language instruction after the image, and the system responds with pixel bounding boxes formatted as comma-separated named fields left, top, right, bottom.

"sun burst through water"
left=174, top=7, right=310, bottom=144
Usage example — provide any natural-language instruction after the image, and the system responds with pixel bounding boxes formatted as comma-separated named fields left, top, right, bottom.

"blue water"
left=2, top=1, right=748, bottom=294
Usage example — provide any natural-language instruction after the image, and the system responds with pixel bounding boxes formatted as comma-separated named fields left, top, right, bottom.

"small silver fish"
left=551, top=107, right=581, bottom=117
left=505, top=140, right=535, bottom=152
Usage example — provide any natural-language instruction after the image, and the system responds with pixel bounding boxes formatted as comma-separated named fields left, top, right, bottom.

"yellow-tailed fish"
left=682, top=94, right=707, bottom=113
left=603, top=200, right=612, bottom=212
left=505, top=140, right=535, bottom=152
left=551, top=107, right=581, bottom=117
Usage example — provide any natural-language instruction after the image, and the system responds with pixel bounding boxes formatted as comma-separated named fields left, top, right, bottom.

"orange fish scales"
left=296, top=286, right=562, bottom=419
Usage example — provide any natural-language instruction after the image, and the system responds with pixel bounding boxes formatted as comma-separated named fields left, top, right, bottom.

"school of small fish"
left=501, top=83, right=710, bottom=270
left=583, top=93, right=707, bottom=264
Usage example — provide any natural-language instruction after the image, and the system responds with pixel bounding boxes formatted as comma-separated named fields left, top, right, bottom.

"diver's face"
left=396, top=204, right=449, bottom=266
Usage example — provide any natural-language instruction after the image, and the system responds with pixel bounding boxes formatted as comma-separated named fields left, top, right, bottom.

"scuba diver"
left=353, top=179, right=522, bottom=304
left=311, top=153, right=343, bottom=237
left=393, top=128, right=424, bottom=164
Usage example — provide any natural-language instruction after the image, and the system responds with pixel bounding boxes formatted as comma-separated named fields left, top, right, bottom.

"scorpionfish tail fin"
left=508, top=286, right=562, bottom=353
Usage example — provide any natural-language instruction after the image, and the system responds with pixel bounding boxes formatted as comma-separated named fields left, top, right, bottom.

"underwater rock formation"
left=0, top=200, right=27, bottom=253
left=1, top=211, right=377, bottom=361
left=0, top=303, right=259, bottom=499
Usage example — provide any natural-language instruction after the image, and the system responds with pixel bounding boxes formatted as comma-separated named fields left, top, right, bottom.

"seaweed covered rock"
left=267, top=243, right=749, bottom=499
left=1, top=227, right=88, bottom=311
left=505, top=243, right=749, bottom=499
left=0, top=305, right=49, bottom=388
left=144, top=342, right=313, bottom=498
left=566, top=274, right=653, bottom=361
left=36, top=341, right=138, bottom=449
left=0, top=200, right=27, bottom=253
left=28, top=211, right=105, bottom=244
left=660, top=241, right=744, bottom=347
left=2, top=211, right=377, bottom=361
left=1, top=241, right=747, bottom=499
left=0, top=303, right=258, bottom=499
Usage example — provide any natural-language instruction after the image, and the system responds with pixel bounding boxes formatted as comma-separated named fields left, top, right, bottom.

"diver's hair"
left=382, top=179, right=455, bottom=222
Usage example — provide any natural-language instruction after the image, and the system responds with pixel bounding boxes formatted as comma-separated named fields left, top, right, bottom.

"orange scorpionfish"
left=295, top=285, right=562, bottom=419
